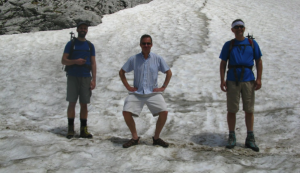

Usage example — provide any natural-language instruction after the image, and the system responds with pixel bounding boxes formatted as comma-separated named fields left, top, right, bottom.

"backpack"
left=226, top=34, right=256, bottom=86
left=63, top=36, right=93, bottom=75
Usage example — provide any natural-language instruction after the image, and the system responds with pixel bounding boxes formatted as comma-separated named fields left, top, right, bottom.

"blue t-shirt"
left=64, top=39, right=96, bottom=77
left=122, top=52, right=170, bottom=95
left=219, top=38, right=262, bottom=82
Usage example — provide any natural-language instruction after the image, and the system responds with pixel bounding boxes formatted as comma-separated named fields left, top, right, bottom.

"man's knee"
left=245, top=112, right=254, bottom=117
left=68, top=102, right=76, bottom=109
left=227, top=112, right=236, bottom=118
left=159, top=111, right=168, bottom=117
left=228, top=112, right=236, bottom=115
left=123, top=111, right=132, bottom=117
left=80, top=103, right=88, bottom=110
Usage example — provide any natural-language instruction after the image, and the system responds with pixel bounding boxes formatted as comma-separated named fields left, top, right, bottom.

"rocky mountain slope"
left=0, top=0, right=152, bottom=35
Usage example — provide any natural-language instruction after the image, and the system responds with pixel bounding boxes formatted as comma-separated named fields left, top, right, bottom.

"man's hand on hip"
left=127, top=86, right=138, bottom=92
left=153, top=87, right=165, bottom=92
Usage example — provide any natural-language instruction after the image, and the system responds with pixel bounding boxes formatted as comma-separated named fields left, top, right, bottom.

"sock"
left=229, top=131, right=235, bottom=134
left=80, top=119, right=87, bottom=127
left=247, top=131, right=254, bottom=137
left=68, top=118, right=74, bottom=126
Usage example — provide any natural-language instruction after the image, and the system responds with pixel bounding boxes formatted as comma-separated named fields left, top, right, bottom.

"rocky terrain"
left=0, top=0, right=152, bottom=35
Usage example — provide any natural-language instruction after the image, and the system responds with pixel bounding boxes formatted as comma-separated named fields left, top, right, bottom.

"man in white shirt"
left=119, top=34, right=172, bottom=148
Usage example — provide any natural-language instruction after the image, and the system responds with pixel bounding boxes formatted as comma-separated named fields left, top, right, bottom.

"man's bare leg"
left=123, top=111, right=139, bottom=140
left=154, top=111, right=168, bottom=139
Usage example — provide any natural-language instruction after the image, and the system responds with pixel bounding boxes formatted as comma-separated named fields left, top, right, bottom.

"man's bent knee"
left=123, top=111, right=132, bottom=117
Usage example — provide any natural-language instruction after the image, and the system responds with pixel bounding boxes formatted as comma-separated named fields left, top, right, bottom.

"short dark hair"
left=140, top=34, right=152, bottom=44
left=232, top=19, right=244, bottom=25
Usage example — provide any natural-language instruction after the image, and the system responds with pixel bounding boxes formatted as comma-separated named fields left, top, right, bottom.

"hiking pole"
left=70, top=31, right=75, bottom=41
left=246, top=33, right=255, bottom=39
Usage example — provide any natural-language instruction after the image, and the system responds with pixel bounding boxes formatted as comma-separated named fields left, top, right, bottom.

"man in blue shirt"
left=61, top=22, right=97, bottom=139
left=219, top=19, right=263, bottom=152
left=119, top=34, right=172, bottom=148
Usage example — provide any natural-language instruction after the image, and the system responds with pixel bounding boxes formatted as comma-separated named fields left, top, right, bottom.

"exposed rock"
left=0, top=0, right=152, bottom=35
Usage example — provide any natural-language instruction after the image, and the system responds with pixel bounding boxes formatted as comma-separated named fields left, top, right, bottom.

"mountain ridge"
left=0, top=0, right=152, bottom=35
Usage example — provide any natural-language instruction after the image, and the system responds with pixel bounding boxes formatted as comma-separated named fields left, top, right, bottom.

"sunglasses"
left=141, top=42, right=152, bottom=45
left=233, top=25, right=245, bottom=29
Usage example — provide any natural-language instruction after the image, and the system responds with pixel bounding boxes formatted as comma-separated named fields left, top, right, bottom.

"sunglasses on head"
left=141, top=42, right=152, bottom=45
left=233, top=25, right=245, bottom=29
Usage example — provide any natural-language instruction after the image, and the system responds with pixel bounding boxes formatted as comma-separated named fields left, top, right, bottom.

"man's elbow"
left=256, top=58, right=262, bottom=65
left=166, top=69, right=172, bottom=76
left=119, top=69, right=125, bottom=77
left=221, top=60, right=227, bottom=66
left=61, top=58, right=67, bottom=65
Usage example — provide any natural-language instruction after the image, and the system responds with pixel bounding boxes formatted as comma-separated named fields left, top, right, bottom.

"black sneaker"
left=245, top=133, right=259, bottom=152
left=123, top=137, right=140, bottom=148
left=226, top=132, right=236, bottom=149
left=66, top=125, right=75, bottom=139
left=153, top=137, right=169, bottom=148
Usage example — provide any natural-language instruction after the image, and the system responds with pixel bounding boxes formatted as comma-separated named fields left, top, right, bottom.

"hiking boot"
left=66, top=125, right=75, bottom=139
left=226, top=133, right=236, bottom=149
left=79, top=126, right=93, bottom=138
left=123, top=137, right=140, bottom=148
left=153, top=137, right=169, bottom=148
left=245, top=133, right=259, bottom=152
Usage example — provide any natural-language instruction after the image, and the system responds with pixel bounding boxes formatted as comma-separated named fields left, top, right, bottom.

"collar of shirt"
left=140, top=52, right=151, bottom=60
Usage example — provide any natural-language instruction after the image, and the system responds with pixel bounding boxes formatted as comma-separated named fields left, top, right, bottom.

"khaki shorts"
left=67, top=76, right=92, bottom=104
left=123, top=93, right=167, bottom=117
left=227, top=81, right=255, bottom=113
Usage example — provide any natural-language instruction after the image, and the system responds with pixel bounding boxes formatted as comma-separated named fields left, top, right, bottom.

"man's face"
left=140, top=37, right=152, bottom=53
left=231, top=25, right=245, bottom=37
left=77, top=25, right=88, bottom=38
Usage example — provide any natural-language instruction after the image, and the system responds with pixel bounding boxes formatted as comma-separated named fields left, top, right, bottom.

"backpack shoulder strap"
left=227, top=39, right=235, bottom=61
left=248, top=38, right=254, bottom=49
left=86, top=40, right=92, bottom=48
left=248, top=38, right=256, bottom=59
left=86, top=40, right=93, bottom=53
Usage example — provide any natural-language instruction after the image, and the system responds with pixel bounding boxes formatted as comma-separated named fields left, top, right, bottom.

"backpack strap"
left=248, top=38, right=255, bottom=60
left=86, top=40, right=92, bottom=52
left=248, top=38, right=254, bottom=49
left=84, top=40, right=93, bottom=71
left=63, top=38, right=76, bottom=73
left=227, top=39, right=235, bottom=61
left=68, top=38, right=76, bottom=60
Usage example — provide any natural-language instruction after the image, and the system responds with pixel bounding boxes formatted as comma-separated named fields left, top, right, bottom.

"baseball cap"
left=77, top=22, right=90, bottom=28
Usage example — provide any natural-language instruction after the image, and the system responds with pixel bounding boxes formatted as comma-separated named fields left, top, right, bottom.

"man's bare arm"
left=119, top=69, right=137, bottom=92
left=153, top=69, right=172, bottom=92
left=61, top=53, right=86, bottom=66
